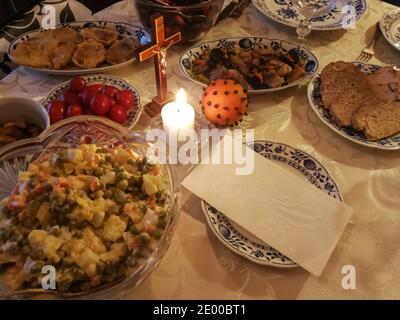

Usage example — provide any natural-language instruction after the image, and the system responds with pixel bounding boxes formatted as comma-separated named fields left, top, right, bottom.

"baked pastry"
left=80, top=27, right=118, bottom=47
left=50, top=29, right=81, bottom=69
left=12, top=39, right=72, bottom=70
left=49, top=27, right=82, bottom=45
left=11, top=26, right=144, bottom=70
left=11, top=28, right=80, bottom=69
left=105, top=37, right=139, bottom=65
left=11, top=40, right=50, bottom=69
left=72, top=39, right=106, bottom=69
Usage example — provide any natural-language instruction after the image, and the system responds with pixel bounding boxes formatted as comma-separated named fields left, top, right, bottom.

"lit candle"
left=161, top=89, right=195, bottom=140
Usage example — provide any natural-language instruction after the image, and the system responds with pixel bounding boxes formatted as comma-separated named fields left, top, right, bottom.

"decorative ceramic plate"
left=380, top=8, right=400, bottom=51
left=252, top=0, right=367, bottom=30
left=307, top=62, right=400, bottom=150
left=179, top=37, right=319, bottom=94
left=42, top=74, right=143, bottom=129
left=201, top=140, right=342, bottom=268
left=8, top=21, right=151, bottom=76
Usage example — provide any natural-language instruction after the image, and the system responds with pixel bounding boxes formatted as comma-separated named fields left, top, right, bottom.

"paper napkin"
left=182, top=141, right=353, bottom=276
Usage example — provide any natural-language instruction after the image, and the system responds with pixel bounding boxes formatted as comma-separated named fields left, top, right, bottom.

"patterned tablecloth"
left=1, top=0, right=400, bottom=299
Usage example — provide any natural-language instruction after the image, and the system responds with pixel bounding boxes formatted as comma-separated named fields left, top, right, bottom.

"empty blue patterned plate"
left=201, top=140, right=342, bottom=268
left=252, top=0, right=367, bottom=30
left=307, top=62, right=400, bottom=150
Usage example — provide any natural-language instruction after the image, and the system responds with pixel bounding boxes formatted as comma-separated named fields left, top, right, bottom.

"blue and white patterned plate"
left=179, top=37, right=319, bottom=94
left=8, top=21, right=151, bottom=76
left=42, top=74, right=143, bottom=129
left=252, top=0, right=367, bottom=30
left=307, top=62, right=400, bottom=150
left=201, top=140, right=342, bottom=268
left=380, top=8, right=400, bottom=52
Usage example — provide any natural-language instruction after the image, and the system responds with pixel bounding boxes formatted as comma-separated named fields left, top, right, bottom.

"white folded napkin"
left=182, top=140, right=353, bottom=276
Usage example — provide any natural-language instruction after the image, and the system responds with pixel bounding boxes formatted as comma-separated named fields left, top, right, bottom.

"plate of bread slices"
left=307, top=61, right=400, bottom=150
left=8, top=21, right=151, bottom=76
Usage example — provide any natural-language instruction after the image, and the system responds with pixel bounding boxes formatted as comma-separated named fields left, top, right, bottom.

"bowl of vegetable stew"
left=0, top=116, right=181, bottom=299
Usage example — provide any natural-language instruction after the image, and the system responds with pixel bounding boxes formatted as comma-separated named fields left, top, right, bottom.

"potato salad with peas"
left=0, top=144, right=170, bottom=293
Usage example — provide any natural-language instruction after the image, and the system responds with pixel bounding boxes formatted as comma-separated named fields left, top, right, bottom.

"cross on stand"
left=138, top=14, right=181, bottom=117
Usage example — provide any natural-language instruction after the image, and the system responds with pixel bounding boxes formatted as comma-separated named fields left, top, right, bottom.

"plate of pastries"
left=8, top=21, right=151, bottom=76
left=308, top=61, right=400, bottom=150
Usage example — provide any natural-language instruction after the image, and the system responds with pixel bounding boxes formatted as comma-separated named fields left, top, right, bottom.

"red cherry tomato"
left=69, top=77, right=86, bottom=93
left=60, top=91, right=81, bottom=106
left=66, top=104, right=83, bottom=117
left=78, top=88, right=91, bottom=108
left=48, top=100, right=65, bottom=124
left=78, top=86, right=100, bottom=108
left=90, top=93, right=111, bottom=116
left=86, top=84, right=103, bottom=92
left=101, top=85, right=119, bottom=98
left=108, top=105, right=127, bottom=124
left=109, top=98, right=116, bottom=107
left=116, top=90, right=135, bottom=110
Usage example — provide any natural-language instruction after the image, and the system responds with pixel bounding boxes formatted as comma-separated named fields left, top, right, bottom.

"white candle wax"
left=161, top=89, right=195, bottom=140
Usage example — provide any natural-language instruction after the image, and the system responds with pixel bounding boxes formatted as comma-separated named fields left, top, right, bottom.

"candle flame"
left=176, top=89, right=187, bottom=104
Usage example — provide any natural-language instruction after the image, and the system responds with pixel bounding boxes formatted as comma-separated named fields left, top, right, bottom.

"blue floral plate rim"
left=179, top=36, right=319, bottom=94
left=7, top=20, right=151, bottom=76
left=201, top=140, right=342, bottom=268
left=307, top=62, right=400, bottom=150
left=380, top=8, right=400, bottom=52
left=252, top=0, right=367, bottom=31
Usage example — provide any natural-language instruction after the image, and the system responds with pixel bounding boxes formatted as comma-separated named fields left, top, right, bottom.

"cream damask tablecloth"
left=0, top=0, right=399, bottom=299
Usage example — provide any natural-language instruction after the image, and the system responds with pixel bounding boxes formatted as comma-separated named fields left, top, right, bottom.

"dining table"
left=0, top=0, right=399, bottom=300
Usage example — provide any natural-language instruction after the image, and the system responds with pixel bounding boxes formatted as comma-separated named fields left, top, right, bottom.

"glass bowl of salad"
left=0, top=116, right=181, bottom=299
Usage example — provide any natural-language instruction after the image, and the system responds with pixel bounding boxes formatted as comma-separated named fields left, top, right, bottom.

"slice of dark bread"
left=320, top=61, right=373, bottom=126
left=352, top=100, right=400, bottom=141
left=351, top=96, right=382, bottom=131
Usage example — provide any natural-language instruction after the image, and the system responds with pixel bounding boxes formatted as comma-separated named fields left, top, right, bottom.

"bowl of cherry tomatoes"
left=43, top=74, right=142, bottom=128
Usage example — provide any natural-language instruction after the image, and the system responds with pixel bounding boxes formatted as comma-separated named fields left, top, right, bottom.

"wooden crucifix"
left=138, top=14, right=181, bottom=117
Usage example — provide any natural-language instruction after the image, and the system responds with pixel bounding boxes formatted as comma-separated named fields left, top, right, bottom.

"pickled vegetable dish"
left=0, top=144, right=170, bottom=292
left=0, top=117, right=42, bottom=148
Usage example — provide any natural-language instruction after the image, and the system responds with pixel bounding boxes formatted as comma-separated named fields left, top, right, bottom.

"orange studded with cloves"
left=200, top=79, right=248, bottom=127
